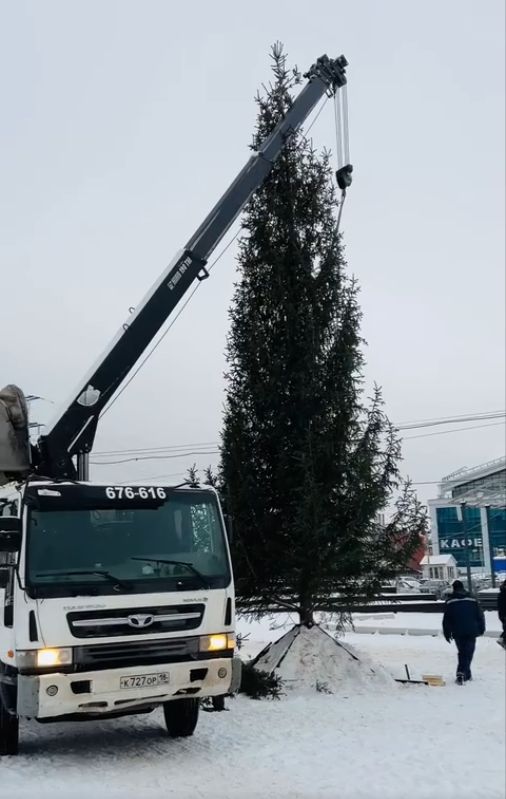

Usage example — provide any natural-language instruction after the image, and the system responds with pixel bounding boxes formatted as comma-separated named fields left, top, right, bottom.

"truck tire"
left=0, top=693, right=19, bottom=756
left=163, top=698, right=199, bottom=738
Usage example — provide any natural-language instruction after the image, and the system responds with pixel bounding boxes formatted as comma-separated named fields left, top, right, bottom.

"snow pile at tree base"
left=252, top=623, right=393, bottom=693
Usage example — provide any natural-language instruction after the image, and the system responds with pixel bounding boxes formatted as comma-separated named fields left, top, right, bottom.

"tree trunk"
left=299, top=602, right=315, bottom=627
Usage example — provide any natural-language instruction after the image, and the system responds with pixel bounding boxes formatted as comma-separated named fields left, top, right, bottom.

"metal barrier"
left=237, top=591, right=499, bottom=614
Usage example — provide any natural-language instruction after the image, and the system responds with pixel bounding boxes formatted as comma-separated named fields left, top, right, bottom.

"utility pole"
left=485, top=504, right=496, bottom=588
left=457, top=502, right=473, bottom=593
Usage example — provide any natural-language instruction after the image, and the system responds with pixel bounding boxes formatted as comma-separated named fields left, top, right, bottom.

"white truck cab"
left=0, top=479, right=240, bottom=754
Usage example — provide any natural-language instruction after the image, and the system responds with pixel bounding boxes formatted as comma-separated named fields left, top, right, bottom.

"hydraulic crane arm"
left=38, top=54, right=349, bottom=479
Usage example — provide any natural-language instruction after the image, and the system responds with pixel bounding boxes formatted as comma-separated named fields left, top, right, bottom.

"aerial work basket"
left=0, top=384, right=31, bottom=485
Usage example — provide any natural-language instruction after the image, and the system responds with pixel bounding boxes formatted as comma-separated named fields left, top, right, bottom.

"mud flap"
left=0, top=666, right=18, bottom=716
left=16, top=674, right=40, bottom=717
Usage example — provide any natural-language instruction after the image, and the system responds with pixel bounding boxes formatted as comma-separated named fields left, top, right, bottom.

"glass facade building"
left=435, top=505, right=484, bottom=568
left=429, top=458, right=506, bottom=573
left=489, top=506, right=506, bottom=561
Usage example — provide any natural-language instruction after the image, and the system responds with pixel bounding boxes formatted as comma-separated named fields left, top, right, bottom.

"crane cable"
left=333, top=83, right=353, bottom=233
left=98, top=231, right=240, bottom=420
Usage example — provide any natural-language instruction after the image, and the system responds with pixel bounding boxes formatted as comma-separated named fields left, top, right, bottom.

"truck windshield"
left=25, top=487, right=230, bottom=597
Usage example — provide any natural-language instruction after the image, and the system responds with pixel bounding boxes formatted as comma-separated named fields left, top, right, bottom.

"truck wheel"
left=163, top=698, right=199, bottom=738
left=0, top=694, right=19, bottom=756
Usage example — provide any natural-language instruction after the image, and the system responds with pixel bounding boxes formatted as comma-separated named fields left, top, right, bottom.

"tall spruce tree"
left=220, top=44, right=427, bottom=625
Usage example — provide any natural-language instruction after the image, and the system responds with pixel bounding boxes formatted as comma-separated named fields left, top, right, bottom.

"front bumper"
left=17, top=656, right=242, bottom=719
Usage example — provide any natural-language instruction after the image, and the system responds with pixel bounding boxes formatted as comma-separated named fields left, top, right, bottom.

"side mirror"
left=0, top=517, right=21, bottom=552
left=224, top=514, right=234, bottom=545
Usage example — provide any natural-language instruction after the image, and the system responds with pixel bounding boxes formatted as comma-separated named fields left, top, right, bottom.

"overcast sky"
left=1, top=0, right=504, bottom=505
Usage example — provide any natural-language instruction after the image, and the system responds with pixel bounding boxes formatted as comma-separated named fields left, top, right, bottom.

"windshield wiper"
left=35, top=569, right=132, bottom=591
left=130, top=557, right=210, bottom=588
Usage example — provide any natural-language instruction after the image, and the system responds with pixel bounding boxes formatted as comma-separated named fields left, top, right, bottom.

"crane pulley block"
left=336, top=164, right=353, bottom=191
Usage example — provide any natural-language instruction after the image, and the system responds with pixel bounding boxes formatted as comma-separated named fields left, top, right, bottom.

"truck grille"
left=67, top=604, right=205, bottom=638
left=74, top=637, right=200, bottom=671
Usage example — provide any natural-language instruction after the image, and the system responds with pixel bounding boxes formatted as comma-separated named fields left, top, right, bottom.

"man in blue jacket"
left=442, top=579, right=486, bottom=684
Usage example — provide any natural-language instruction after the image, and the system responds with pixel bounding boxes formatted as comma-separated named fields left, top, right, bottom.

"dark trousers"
left=454, top=636, right=476, bottom=679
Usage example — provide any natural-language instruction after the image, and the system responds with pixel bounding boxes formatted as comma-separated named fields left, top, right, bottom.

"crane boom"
left=37, top=54, right=349, bottom=479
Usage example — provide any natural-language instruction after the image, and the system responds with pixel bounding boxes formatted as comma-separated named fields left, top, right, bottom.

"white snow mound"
left=253, top=623, right=393, bottom=693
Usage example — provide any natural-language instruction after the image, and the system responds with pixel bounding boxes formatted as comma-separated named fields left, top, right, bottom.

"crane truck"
left=0, top=54, right=350, bottom=755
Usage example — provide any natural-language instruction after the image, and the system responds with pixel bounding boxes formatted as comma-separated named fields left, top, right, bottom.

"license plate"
left=120, top=672, right=170, bottom=690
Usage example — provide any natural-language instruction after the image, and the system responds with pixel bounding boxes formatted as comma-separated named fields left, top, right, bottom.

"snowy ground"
left=2, top=614, right=505, bottom=799
left=351, top=610, right=501, bottom=635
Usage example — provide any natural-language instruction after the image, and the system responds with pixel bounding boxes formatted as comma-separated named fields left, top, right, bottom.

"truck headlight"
left=17, top=648, right=73, bottom=670
left=37, top=648, right=73, bottom=667
left=199, top=634, right=235, bottom=652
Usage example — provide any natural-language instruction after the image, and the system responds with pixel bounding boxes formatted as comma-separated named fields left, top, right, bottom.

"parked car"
left=472, top=576, right=493, bottom=592
left=419, top=578, right=451, bottom=599
left=396, top=577, right=421, bottom=593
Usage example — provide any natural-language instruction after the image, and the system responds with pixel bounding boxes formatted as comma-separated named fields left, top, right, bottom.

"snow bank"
left=352, top=610, right=501, bottom=632
left=252, top=623, right=393, bottom=693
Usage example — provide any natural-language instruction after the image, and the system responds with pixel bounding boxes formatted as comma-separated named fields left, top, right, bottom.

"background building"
left=420, top=554, right=457, bottom=582
left=428, top=457, right=506, bottom=577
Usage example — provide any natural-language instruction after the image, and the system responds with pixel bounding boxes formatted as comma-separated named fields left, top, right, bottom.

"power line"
left=93, top=440, right=219, bottom=456
left=396, top=408, right=505, bottom=426
left=97, top=457, right=504, bottom=505
left=93, top=430, right=504, bottom=485
left=90, top=449, right=219, bottom=466
left=92, top=410, right=505, bottom=458
left=397, top=411, right=505, bottom=431
left=402, top=421, right=504, bottom=441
